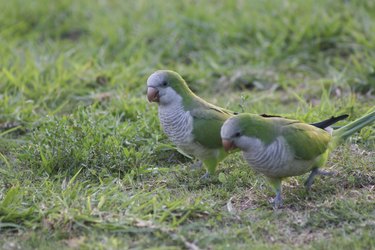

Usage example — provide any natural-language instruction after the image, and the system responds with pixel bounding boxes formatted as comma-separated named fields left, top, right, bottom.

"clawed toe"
left=272, top=193, right=283, bottom=209
left=304, top=168, right=334, bottom=191
left=191, top=161, right=203, bottom=169
left=272, top=199, right=283, bottom=209
left=316, top=170, right=334, bottom=176
left=200, top=172, right=210, bottom=180
left=304, top=179, right=314, bottom=192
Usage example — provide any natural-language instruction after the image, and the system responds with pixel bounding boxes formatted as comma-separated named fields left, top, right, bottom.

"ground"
left=0, top=0, right=374, bottom=249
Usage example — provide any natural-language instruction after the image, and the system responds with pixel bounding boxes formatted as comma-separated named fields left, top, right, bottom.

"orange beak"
left=147, top=87, right=159, bottom=102
left=222, top=139, right=236, bottom=152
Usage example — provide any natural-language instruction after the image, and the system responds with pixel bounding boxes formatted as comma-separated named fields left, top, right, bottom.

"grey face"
left=221, top=117, right=241, bottom=139
left=146, top=71, right=180, bottom=106
left=221, top=117, right=242, bottom=151
left=221, top=117, right=263, bottom=152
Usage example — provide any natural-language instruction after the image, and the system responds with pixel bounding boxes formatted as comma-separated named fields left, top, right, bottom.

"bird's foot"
left=272, top=193, right=283, bottom=209
left=316, top=170, right=334, bottom=176
left=200, top=172, right=210, bottom=180
left=190, top=161, right=203, bottom=169
left=305, top=169, right=335, bottom=191
left=304, top=175, right=315, bottom=192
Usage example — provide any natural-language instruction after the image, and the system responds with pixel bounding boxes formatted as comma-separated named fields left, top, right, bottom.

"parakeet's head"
left=221, top=114, right=254, bottom=152
left=147, top=70, right=193, bottom=106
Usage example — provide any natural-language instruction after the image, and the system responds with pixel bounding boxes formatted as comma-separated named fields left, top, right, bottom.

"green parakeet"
left=147, top=70, right=237, bottom=177
left=221, top=111, right=375, bottom=208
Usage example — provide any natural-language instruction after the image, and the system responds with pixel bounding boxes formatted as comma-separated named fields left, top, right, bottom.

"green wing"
left=191, top=107, right=232, bottom=149
left=282, top=122, right=331, bottom=161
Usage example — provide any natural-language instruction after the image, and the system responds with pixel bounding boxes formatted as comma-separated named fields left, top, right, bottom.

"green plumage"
left=282, top=122, right=331, bottom=161
left=236, top=115, right=331, bottom=161
left=236, top=114, right=278, bottom=144
left=221, top=110, right=375, bottom=208
left=147, top=70, right=236, bottom=177
left=192, top=108, right=232, bottom=149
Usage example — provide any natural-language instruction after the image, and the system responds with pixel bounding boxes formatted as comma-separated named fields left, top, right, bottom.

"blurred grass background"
left=0, top=0, right=374, bottom=249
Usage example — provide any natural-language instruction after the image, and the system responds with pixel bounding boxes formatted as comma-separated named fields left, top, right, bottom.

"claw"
left=316, top=170, right=334, bottom=176
left=272, top=191, right=283, bottom=209
left=200, top=172, right=210, bottom=180
left=191, top=161, right=203, bottom=169
left=305, top=168, right=334, bottom=191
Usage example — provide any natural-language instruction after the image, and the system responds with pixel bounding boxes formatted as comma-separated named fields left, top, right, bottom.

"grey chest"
left=158, top=104, right=194, bottom=147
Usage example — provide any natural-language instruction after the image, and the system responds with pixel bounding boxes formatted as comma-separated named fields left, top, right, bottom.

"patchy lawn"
left=0, top=0, right=374, bottom=249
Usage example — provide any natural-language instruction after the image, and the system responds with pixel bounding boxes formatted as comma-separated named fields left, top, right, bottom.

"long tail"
left=310, top=114, right=349, bottom=129
left=331, top=110, right=375, bottom=148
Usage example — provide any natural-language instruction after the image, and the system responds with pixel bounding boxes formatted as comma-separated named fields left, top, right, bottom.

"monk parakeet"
left=221, top=111, right=375, bottom=208
left=147, top=70, right=237, bottom=177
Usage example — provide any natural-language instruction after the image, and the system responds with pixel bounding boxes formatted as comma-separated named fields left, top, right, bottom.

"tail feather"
left=331, top=110, right=375, bottom=148
left=310, top=114, right=349, bottom=129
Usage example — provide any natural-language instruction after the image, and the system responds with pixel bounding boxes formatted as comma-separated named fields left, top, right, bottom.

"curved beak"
left=222, top=139, right=236, bottom=152
left=147, top=87, right=159, bottom=102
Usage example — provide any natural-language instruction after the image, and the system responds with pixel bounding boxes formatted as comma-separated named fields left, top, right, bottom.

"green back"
left=191, top=106, right=233, bottom=149
left=239, top=114, right=331, bottom=160
left=281, top=121, right=331, bottom=160
left=238, top=114, right=280, bottom=144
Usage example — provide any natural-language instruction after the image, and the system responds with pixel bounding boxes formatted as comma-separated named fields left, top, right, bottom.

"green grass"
left=1, top=0, right=374, bottom=249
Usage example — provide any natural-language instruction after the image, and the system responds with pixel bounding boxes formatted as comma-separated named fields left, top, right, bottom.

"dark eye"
left=162, top=81, right=168, bottom=86
left=234, top=132, right=241, bottom=137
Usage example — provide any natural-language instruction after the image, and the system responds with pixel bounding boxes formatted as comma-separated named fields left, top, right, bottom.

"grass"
left=0, top=0, right=374, bottom=249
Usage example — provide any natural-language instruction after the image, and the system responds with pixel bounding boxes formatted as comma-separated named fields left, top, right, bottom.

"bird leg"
left=200, top=172, right=210, bottom=180
left=199, top=159, right=218, bottom=180
left=273, top=190, right=283, bottom=209
left=190, top=160, right=203, bottom=169
left=267, top=177, right=283, bottom=209
left=304, top=168, right=334, bottom=191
